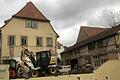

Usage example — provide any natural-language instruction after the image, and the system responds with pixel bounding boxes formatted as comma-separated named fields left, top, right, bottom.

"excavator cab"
left=36, top=51, right=51, bottom=67
left=36, top=51, right=51, bottom=74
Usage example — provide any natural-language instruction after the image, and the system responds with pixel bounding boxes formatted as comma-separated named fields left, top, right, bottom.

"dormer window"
left=25, top=20, right=38, bottom=28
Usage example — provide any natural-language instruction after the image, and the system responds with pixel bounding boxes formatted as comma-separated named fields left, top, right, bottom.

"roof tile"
left=13, top=1, right=49, bottom=22
left=81, top=26, right=107, bottom=37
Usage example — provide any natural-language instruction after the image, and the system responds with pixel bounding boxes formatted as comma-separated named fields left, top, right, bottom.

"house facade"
left=61, top=26, right=120, bottom=70
left=0, top=2, right=59, bottom=62
left=56, top=42, right=64, bottom=59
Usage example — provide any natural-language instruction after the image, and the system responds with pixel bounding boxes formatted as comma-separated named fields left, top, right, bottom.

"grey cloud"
left=36, top=0, right=120, bottom=30
left=1, top=0, right=120, bottom=46
left=38, top=0, right=120, bottom=20
left=4, top=0, right=17, bottom=4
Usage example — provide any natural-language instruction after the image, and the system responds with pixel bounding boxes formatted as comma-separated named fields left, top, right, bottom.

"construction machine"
left=17, top=48, right=57, bottom=78
left=2, top=48, right=58, bottom=79
left=2, top=59, right=17, bottom=79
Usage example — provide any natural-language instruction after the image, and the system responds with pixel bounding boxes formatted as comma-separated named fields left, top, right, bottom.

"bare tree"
left=102, top=9, right=120, bottom=27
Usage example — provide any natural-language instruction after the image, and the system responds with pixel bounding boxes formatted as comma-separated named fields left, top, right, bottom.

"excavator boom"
left=21, top=48, right=37, bottom=68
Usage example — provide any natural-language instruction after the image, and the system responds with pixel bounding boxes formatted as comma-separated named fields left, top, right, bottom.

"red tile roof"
left=81, top=26, right=107, bottom=37
left=13, top=1, right=49, bottom=22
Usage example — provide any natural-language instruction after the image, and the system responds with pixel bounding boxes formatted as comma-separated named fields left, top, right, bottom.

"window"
left=21, top=36, right=28, bottom=46
left=25, top=20, right=31, bottom=27
left=97, top=40, right=103, bottom=48
left=32, top=21, right=38, bottom=28
left=88, top=42, right=95, bottom=50
left=36, top=37, right=43, bottom=46
left=47, top=37, right=53, bottom=46
left=25, top=20, right=38, bottom=28
left=41, top=52, right=46, bottom=59
left=103, top=39, right=107, bottom=47
left=94, top=56, right=101, bottom=67
left=8, top=36, right=15, bottom=45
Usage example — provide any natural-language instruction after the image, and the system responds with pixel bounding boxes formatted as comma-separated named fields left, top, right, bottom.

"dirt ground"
left=12, top=60, right=120, bottom=80
left=94, top=60, right=120, bottom=80
left=11, top=74, right=94, bottom=80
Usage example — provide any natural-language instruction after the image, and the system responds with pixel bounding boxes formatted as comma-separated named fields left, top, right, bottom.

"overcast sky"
left=0, top=0, right=120, bottom=46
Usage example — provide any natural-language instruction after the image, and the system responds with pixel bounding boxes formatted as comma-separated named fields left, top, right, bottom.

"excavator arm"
left=18, top=48, right=40, bottom=78
left=21, top=48, right=37, bottom=68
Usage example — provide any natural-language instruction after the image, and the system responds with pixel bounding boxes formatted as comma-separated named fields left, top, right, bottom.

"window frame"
left=25, top=20, right=32, bottom=28
left=88, top=42, right=95, bottom=50
left=25, top=20, right=38, bottom=28
left=36, top=37, right=43, bottom=46
left=21, top=36, right=28, bottom=46
left=8, top=35, right=15, bottom=46
left=46, top=37, right=53, bottom=47
left=31, top=21, right=38, bottom=28
left=97, top=40, right=103, bottom=48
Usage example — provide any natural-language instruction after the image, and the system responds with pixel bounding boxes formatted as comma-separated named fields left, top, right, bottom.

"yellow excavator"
left=17, top=48, right=57, bottom=78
